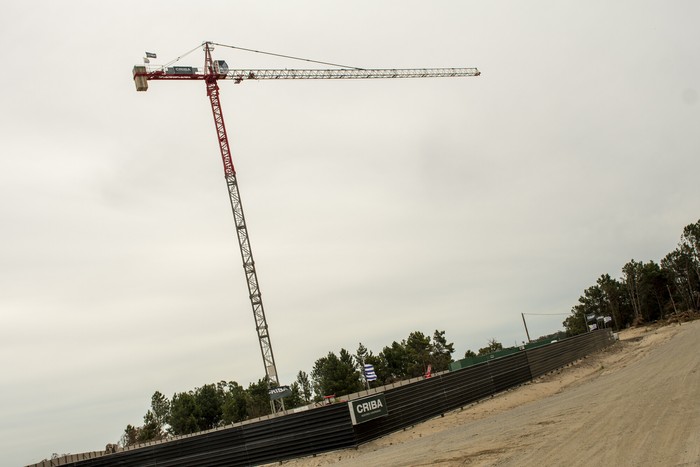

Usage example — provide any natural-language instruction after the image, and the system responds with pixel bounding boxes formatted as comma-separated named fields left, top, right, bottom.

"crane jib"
left=133, top=66, right=480, bottom=90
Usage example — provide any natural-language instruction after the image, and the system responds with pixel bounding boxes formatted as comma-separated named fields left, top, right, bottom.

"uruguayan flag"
left=364, top=364, right=377, bottom=381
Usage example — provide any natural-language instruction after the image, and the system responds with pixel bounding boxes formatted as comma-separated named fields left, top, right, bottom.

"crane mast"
left=133, top=41, right=479, bottom=413
left=203, top=44, right=280, bottom=392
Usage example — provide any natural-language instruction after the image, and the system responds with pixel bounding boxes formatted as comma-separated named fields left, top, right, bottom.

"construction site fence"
left=36, top=330, right=614, bottom=467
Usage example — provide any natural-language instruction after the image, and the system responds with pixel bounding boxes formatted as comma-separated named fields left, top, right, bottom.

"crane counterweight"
left=133, top=66, right=148, bottom=91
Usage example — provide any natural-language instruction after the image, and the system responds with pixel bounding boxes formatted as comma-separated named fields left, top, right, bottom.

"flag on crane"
left=145, top=52, right=157, bottom=59
left=363, top=364, right=377, bottom=382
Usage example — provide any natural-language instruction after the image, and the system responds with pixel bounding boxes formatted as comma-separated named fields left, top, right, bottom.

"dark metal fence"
left=47, top=404, right=354, bottom=467
left=527, top=329, right=612, bottom=377
left=49, top=330, right=613, bottom=467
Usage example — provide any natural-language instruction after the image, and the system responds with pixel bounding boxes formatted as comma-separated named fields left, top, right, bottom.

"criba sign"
left=348, top=394, right=388, bottom=425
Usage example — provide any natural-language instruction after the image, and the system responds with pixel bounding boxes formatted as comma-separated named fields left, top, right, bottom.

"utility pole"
left=521, top=313, right=532, bottom=343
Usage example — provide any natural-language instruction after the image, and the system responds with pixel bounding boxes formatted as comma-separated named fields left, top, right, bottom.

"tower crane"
left=133, top=41, right=480, bottom=411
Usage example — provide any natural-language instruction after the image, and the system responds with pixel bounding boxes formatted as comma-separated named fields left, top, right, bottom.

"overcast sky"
left=2, top=1, right=699, bottom=465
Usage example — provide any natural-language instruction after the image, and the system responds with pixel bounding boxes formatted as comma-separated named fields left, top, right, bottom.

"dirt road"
left=281, top=320, right=700, bottom=466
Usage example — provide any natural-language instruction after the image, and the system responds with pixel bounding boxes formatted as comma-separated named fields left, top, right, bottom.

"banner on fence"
left=348, top=393, right=388, bottom=425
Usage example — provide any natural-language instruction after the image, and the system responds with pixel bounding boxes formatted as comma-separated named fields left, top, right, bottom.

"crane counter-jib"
left=132, top=65, right=480, bottom=91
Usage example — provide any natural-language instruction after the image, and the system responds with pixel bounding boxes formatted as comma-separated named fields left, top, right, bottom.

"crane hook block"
left=133, top=66, right=149, bottom=92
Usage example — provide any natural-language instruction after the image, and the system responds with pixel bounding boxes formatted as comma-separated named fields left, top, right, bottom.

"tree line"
left=563, top=219, right=700, bottom=334
left=121, top=329, right=464, bottom=446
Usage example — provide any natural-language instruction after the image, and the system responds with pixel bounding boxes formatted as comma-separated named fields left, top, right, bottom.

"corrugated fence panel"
left=150, top=428, right=249, bottom=467
left=487, top=351, right=533, bottom=393
left=59, top=426, right=249, bottom=467
left=61, top=404, right=354, bottom=467
left=162, top=430, right=246, bottom=467
left=527, top=330, right=612, bottom=378
left=438, top=361, right=495, bottom=409
left=240, top=403, right=355, bottom=465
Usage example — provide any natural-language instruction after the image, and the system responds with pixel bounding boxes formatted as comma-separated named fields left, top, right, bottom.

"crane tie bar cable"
left=210, top=42, right=364, bottom=70
left=155, top=43, right=203, bottom=71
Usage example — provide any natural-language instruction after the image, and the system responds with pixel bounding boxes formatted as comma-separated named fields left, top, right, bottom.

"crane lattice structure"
left=133, top=41, right=480, bottom=412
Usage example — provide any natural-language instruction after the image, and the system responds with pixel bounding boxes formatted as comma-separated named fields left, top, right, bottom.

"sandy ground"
left=279, top=320, right=700, bottom=466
